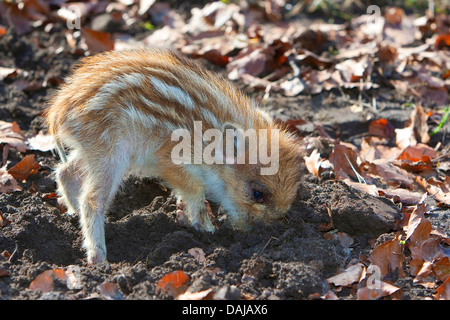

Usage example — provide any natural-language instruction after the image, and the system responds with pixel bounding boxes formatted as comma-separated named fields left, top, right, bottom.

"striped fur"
left=44, top=49, right=303, bottom=265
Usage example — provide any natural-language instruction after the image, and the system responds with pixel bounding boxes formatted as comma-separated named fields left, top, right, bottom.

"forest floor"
left=0, top=0, right=449, bottom=300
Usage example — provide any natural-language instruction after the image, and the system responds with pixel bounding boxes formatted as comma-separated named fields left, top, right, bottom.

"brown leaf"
left=435, top=33, right=450, bottom=50
left=414, top=260, right=438, bottom=288
left=0, top=67, right=18, bottom=81
left=357, top=279, right=401, bottom=300
left=419, top=176, right=450, bottom=207
left=397, top=143, right=436, bottom=163
left=395, top=105, right=429, bottom=149
left=363, top=159, right=414, bottom=189
left=155, top=270, right=190, bottom=298
left=378, top=188, right=425, bottom=206
left=8, top=154, right=41, bottom=181
left=433, top=257, right=450, bottom=283
left=0, top=120, right=27, bottom=153
left=177, top=288, right=214, bottom=300
left=0, top=2, right=31, bottom=35
left=434, top=278, right=450, bottom=300
left=81, top=28, right=114, bottom=54
left=329, top=143, right=362, bottom=180
left=405, top=202, right=432, bottom=245
left=335, top=56, right=370, bottom=83
left=188, top=247, right=206, bottom=263
left=327, top=262, right=364, bottom=287
left=369, top=234, right=405, bottom=278
left=29, top=269, right=67, bottom=293
left=368, top=118, right=395, bottom=139
left=227, top=47, right=270, bottom=81
left=0, top=267, right=9, bottom=277
left=97, top=281, right=124, bottom=300
left=360, top=137, right=402, bottom=162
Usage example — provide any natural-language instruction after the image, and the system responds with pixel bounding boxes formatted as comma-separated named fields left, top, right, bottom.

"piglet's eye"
left=251, top=189, right=265, bottom=203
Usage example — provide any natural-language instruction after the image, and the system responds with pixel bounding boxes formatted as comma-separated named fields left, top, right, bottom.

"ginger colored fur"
left=45, top=49, right=303, bottom=264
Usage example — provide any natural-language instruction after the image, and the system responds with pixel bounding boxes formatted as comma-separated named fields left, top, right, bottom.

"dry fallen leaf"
left=29, top=269, right=67, bottom=293
left=369, top=234, right=405, bottom=278
left=368, top=118, right=395, bottom=139
left=397, top=143, right=436, bottom=164
left=155, top=270, right=190, bottom=298
left=395, top=105, right=429, bottom=150
left=26, top=131, right=55, bottom=152
left=188, top=247, right=206, bottom=263
left=0, top=120, right=27, bottom=153
left=8, top=154, right=41, bottom=182
left=81, top=28, right=114, bottom=54
left=363, top=159, right=414, bottom=189
left=434, top=278, right=450, bottom=300
left=327, top=263, right=364, bottom=287
left=378, top=188, right=425, bottom=206
left=357, top=279, right=401, bottom=300
left=177, top=288, right=214, bottom=300
left=405, top=202, right=431, bottom=245
left=329, top=143, right=362, bottom=180
left=97, top=281, right=124, bottom=300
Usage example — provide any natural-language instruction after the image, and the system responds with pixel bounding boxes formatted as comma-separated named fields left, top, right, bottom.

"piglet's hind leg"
left=55, top=151, right=84, bottom=215
left=78, top=144, right=131, bottom=265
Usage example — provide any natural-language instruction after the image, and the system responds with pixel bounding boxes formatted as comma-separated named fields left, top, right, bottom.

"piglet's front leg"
left=176, top=196, right=215, bottom=232
left=157, top=143, right=215, bottom=233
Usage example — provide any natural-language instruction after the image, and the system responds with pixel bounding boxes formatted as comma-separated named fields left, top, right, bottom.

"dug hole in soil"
left=0, top=14, right=447, bottom=300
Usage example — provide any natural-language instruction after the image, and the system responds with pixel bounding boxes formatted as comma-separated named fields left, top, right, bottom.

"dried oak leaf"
left=433, top=257, right=450, bottom=283
left=434, top=278, right=450, bottom=300
left=8, top=154, right=40, bottom=181
left=368, top=118, right=395, bottom=139
left=0, top=120, right=27, bottom=153
left=188, top=247, right=206, bottom=263
left=363, top=159, right=414, bottom=189
left=327, top=263, right=365, bottom=287
left=369, top=234, right=405, bottom=278
left=97, top=281, right=124, bottom=300
left=360, top=137, right=402, bottom=163
left=177, top=288, right=214, bottom=300
left=396, top=143, right=436, bottom=168
left=357, top=279, right=401, bottom=300
left=29, top=269, right=67, bottom=293
left=26, top=131, right=55, bottom=152
left=155, top=270, right=190, bottom=298
left=405, top=201, right=431, bottom=245
left=81, top=28, right=114, bottom=54
left=435, top=33, right=450, bottom=50
left=395, top=105, right=429, bottom=150
left=329, top=143, right=362, bottom=180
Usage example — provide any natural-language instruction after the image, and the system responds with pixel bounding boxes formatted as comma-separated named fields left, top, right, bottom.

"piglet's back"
left=45, top=49, right=271, bottom=147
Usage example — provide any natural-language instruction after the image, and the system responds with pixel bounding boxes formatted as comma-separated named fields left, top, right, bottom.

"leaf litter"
left=0, top=0, right=449, bottom=301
